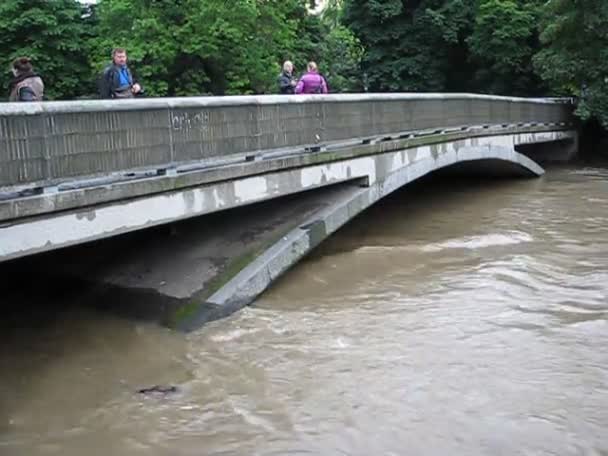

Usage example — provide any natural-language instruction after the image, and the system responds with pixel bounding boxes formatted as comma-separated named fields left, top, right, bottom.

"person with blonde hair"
left=295, top=61, right=328, bottom=94
left=277, top=60, right=297, bottom=94
left=8, top=57, right=44, bottom=102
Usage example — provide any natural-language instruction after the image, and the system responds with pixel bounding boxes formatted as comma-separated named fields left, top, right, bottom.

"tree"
left=343, top=0, right=476, bottom=92
left=322, top=0, right=346, bottom=27
left=468, top=0, right=544, bottom=96
left=534, top=0, right=608, bottom=126
left=0, top=0, right=91, bottom=100
left=322, top=25, right=364, bottom=92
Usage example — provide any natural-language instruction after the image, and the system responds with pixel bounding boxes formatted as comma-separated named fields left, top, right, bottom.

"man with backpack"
left=295, top=61, right=328, bottom=94
left=98, top=48, right=143, bottom=99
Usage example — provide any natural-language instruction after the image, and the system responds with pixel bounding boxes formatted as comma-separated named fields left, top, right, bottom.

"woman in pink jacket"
left=295, top=62, right=328, bottom=94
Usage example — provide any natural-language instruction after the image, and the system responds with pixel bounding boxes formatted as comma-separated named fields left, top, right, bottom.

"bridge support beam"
left=515, top=137, right=578, bottom=163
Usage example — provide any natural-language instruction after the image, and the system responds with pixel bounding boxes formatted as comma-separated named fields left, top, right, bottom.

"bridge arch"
left=168, top=129, right=570, bottom=329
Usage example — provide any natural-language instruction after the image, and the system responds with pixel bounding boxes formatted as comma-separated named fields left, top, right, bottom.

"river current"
left=1, top=164, right=607, bottom=455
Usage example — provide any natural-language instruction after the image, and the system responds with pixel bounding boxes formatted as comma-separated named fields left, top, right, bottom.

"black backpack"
left=314, top=74, right=326, bottom=94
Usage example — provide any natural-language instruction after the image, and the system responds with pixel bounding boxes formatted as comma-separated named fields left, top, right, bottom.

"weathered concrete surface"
left=21, top=138, right=548, bottom=330
left=0, top=129, right=575, bottom=264
left=0, top=124, right=568, bottom=222
left=16, top=184, right=362, bottom=329
left=0, top=93, right=572, bottom=191
left=192, top=145, right=545, bottom=328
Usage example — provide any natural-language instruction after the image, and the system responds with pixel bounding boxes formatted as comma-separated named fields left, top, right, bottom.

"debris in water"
left=137, top=385, right=178, bottom=395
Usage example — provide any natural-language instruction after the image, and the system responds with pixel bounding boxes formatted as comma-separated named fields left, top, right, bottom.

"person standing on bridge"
left=98, top=48, right=143, bottom=99
left=8, top=57, right=44, bottom=102
left=295, top=62, right=328, bottom=94
left=277, top=60, right=297, bottom=94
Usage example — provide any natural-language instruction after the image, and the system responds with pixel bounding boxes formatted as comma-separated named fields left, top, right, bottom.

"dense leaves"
left=343, top=0, right=476, bottom=92
left=342, top=0, right=545, bottom=95
left=468, top=0, right=545, bottom=95
left=534, top=0, right=608, bottom=127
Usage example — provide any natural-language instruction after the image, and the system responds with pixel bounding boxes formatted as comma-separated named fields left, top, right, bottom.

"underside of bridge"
left=2, top=129, right=577, bottom=330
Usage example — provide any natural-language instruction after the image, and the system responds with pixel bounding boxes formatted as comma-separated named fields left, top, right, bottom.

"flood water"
left=1, top=163, right=608, bottom=455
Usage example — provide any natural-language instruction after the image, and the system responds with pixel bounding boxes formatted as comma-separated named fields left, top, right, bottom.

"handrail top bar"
left=0, top=93, right=573, bottom=115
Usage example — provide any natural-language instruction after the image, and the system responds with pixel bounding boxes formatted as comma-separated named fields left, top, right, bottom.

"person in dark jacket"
left=99, top=48, right=143, bottom=99
left=277, top=60, right=296, bottom=94
left=8, top=57, right=44, bottom=102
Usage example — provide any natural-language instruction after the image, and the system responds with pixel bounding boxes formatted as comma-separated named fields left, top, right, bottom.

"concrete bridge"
left=0, top=94, right=576, bottom=329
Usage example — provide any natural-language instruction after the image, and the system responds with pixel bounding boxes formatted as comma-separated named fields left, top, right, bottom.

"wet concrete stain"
left=75, top=210, right=96, bottom=221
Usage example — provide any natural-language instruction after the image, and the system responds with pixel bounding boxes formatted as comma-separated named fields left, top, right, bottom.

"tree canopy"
left=468, top=0, right=545, bottom=95
left=534, top=0, right=608, bottom=127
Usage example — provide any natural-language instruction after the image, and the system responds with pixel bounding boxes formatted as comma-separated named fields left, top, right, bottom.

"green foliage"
left=0, top=0, right=91, bottom=100
left=534, top=0, right=608, bottom=127
left=321, top=0, right=346, bottom=27
left=468, top=0, right=544, bottom=95
left=322, top=25, right=365, bottom=92
left=343, top=0, right=551, bottom=95
left=343, top=0, right=476, bottom=92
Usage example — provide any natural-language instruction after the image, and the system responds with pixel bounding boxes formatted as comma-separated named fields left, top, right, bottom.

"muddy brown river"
left=1, top=163, right=607, bottom=455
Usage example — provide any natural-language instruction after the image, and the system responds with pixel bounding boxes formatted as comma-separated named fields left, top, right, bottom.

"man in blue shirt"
left=99, top=48, right=143, bottom=99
